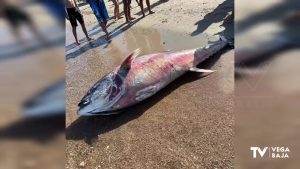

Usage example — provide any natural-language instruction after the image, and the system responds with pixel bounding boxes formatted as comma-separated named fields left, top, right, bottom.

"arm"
left=65, top=8, right=69, bottom=20
left=73, top=0, right=81, bottom=12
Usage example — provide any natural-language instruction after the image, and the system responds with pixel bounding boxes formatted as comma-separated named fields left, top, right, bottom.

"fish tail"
left=220, top=35, right=234, bottom=48
left=219, top=35, right=227, bottom=43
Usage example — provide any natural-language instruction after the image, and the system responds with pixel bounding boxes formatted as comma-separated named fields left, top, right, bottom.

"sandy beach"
left=66, top=0, right=234, bottom=168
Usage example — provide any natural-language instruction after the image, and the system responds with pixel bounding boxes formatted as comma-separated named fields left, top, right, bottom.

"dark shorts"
left=123, top=0, right=131, bottom=5
left=66, top=7, right=84, bottom=27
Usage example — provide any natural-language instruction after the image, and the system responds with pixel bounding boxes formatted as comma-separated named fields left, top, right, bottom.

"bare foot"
left=76, top=41, right=80, bottom=45
left=115, top=16, right=123, bottom=21
left=105, top=33, right=110, bottom=40
left=87, top=37, right=93, bottom=41
left=129, top=17, right=136, bottom=20
left=105, top=35, right=112, bottom=42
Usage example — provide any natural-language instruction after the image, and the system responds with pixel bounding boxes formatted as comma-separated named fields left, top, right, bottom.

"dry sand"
left=66, top=0, right=234, bottom=168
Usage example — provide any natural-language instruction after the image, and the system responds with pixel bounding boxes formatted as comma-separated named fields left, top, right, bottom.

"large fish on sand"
left=78, top=36, right=228, bottom=115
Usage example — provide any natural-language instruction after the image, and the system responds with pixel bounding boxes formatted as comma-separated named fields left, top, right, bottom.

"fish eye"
left=78, top=99, right=89, bottom=107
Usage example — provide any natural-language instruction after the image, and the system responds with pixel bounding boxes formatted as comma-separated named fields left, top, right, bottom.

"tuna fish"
left=77, top=36, right=228, bottom=115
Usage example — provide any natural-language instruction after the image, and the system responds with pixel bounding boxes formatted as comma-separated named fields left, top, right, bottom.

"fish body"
left=78, top=36, right=227, bottom=115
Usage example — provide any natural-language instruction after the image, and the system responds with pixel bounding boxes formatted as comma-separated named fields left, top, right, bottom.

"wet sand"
left=66, top=0, right=234, bottom=168
left=235, top=0, right=300, bottom=168
left=235, top=50, right=300, bottom=169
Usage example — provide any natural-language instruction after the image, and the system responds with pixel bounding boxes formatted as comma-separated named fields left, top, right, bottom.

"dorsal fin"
left=120, top=48, right=141, bottom=69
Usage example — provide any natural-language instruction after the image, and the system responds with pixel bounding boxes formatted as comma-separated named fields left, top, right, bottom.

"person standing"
left=87, top=0, right=110, bottom=39
left=111, top=0, right=122, bottom=20
left=123, top=0, right=135, bottom=23
left=66, top=0, right=92, bottom=45
left=139, top=0, right=154, bottom=17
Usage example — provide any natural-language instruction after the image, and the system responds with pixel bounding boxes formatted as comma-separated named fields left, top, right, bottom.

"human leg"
left=139, top=0, right=145, bottom=17
left=146, top=0, right=154, bottom=14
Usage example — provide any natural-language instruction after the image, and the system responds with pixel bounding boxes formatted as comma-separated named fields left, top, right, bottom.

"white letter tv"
left=250, top=147, right=268, bottom=158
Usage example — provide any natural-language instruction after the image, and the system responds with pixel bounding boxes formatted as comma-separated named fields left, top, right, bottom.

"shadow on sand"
left=0, top=115, right=65, bottom=143
left=134, top=0, right=169, bottom=16
left=66, top=0, right=170, bottom=57
left=235, top=0, right=298, bottom=34
left=65, top=21, right=116, bottom=52
left=66, top=47, right=231, bottom=145
left=66, top=17, right=144, bottom=60
left=0, top=37, right=64, bottom=61
left=191, top=0, right=233, bottom=38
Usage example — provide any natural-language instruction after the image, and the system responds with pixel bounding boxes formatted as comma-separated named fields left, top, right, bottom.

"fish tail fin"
left=219, top=35, right=234, bottom=48
left=207, top=35, right=227, bottom=45
left=219, top=35, right=227, bottom=43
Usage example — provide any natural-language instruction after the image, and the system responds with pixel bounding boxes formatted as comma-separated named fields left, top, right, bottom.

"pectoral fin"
left=189, top=67, right=215, bottom=73
left=135, top=85, right=158, bottom=101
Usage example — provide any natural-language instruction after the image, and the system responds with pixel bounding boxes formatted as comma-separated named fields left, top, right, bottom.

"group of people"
left=66, top=0, right=154, bottom=45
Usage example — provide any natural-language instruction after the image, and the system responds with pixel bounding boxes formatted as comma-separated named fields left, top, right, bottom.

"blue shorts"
left=87, top=0, right=109, bottom=24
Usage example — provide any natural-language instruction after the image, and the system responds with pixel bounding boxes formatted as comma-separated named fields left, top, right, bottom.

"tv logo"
left=250, top=147, right=268, bottom=158
left=250, top=146, right=290, bottom=159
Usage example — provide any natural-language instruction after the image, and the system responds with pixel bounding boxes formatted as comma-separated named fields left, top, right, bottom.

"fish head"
left=77, top=72, right=125, bottom=115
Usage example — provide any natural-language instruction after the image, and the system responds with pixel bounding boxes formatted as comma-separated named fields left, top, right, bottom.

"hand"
left=75, top=7, right=81, bottom=14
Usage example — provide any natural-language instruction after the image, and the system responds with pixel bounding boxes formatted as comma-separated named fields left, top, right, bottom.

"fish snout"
left=76, top=106, right=95, bottom=116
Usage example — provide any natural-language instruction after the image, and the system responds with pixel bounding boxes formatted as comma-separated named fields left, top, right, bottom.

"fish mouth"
left=77, top=107, right=121, bottom=116
left=88, top=110, right=122, bottom=115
